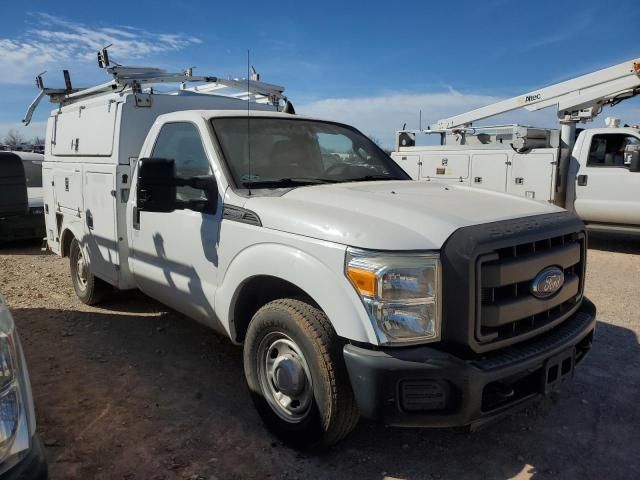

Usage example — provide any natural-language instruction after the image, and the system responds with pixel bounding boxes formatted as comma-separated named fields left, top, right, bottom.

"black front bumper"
left=0, top=435, right=48, bottom=480
left=343, top=298, right=596, bottom=429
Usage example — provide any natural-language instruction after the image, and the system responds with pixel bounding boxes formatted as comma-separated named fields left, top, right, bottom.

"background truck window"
left=587, top=134, right=639, bottom=168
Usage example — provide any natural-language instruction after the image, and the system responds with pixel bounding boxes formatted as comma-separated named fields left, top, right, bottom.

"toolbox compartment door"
left=509, top=151, right=556, bottom=202
left=390, top=153, right=420, bottom=179
left=470, top=153, right=509, bottom=192
left=420, top=152, right=470, bottom=180
left=52, top=168, right=83, bottom=215
left=51, top=99, right=118, bottom=157
left=84, top=171, right=119, bottom=284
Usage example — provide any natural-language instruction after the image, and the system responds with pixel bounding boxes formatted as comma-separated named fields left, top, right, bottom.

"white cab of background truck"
left=36, top=59, right=596, bottom=448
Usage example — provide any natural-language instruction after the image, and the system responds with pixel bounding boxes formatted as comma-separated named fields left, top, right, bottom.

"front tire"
left=69, top=238, right=110, bottom=305
left=243, top=298, right=360, bottom=449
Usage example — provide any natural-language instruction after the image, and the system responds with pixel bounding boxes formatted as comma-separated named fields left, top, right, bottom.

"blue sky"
left=1, top=0, right=639, bottom=147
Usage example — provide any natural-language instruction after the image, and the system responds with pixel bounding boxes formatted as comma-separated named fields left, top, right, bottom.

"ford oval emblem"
left=531, top=266, right=564, bottom=299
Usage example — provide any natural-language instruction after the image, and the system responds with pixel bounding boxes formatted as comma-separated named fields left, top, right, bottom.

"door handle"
left=133, top=207, right=140, bottom=230
left=577, top=174, right=588, bottom=186
left=86, top=211, right=94, bottom=230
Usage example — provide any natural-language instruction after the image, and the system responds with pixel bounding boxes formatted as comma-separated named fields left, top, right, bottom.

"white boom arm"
left=433, top=58, right=640, bottom=130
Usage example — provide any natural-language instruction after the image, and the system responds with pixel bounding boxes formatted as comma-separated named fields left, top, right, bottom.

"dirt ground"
left=0, top=233, right=638, bottom=480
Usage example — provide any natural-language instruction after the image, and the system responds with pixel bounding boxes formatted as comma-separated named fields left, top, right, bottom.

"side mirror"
left=626, top=150, right=640, bottom=172
left=137, top=158, right=219, bottom=214
left=137, top=158, right=177, bottom=213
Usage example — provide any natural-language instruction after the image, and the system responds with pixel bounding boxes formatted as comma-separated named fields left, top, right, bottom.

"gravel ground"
left=0, top=233, right=638, bottom=480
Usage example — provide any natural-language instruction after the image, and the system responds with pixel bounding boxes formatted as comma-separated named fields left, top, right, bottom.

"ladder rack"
left=23, top=47, right=288, bottom=125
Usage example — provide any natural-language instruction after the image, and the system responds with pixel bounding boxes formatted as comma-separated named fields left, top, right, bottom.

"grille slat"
left=482, top=242, right=581, bottom=287
left=482, top=275, right=580, bottom=327
left=477, top=232, right=585, bottom=345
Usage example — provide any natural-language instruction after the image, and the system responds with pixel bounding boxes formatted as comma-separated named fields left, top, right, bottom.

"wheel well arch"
left=231, top=275, right=319, bottom=343
left=60, top=228, right=75, bottom=257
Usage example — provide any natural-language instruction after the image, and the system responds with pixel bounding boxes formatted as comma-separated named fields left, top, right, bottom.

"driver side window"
left=587, top=134, right=639, bottom=168
left=152, top=123, right=211, bottom=200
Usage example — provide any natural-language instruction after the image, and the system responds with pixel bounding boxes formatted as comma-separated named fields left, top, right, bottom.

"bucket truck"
left=392, top=58, right=640, bottom=234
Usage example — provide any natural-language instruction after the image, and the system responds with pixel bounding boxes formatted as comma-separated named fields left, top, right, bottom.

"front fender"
left=215, top=241, right=379, bottom=345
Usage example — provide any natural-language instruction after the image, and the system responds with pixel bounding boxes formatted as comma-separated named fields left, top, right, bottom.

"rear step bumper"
left=343, top=298, right=596, bottom=428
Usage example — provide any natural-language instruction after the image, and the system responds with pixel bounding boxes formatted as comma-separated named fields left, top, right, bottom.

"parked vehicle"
left=29, top=51, right=596, bottom=448
left=0, top=292, right=48, bottom=479
left=0, top=152, right=45, bottom=243
left=392, top=57, right=640, bottom=234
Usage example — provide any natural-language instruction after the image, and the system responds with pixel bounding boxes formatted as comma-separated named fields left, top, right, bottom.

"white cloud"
left=0, top=13, right=201, bottom=84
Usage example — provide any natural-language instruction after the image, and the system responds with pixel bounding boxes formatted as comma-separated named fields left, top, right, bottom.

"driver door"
left=574, top=132, right=640, bottom=225
left=129, top=122, right=222, bottom=328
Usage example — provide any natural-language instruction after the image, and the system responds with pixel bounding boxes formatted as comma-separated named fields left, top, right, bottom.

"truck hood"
left=244, top=181, right=563, bottom=250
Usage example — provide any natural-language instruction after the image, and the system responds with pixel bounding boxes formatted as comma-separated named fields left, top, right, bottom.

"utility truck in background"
left=27, top=49, right=596, bottom=448
left=392, top=57, right=640, bottom=234
left=0, top=151, right=46, bottom=243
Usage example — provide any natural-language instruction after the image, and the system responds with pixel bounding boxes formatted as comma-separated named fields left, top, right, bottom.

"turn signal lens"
left=346, top=267, right=376, bottom=297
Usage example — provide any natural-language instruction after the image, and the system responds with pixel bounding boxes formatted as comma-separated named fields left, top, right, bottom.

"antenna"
left=419, top=110, right=422, bottom=130
left=247, top=49, right=252, bottom=196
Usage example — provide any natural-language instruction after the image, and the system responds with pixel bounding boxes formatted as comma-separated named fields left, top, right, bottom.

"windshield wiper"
left=241, top=177, right=337, bottom=188
left=343, top=175, right=405, bottom=182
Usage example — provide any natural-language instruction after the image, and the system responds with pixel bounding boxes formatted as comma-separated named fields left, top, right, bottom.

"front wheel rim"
left=257, top=332, right=314, bottom=423
left=75, top=248, right=88, bottom=290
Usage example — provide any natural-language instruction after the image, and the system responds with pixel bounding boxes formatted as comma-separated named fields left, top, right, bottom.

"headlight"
left=0, top=335, right=19, bottom=451
left=0, top=294, right=34, bottom=474
left=345, top=248, right=441, bottom=345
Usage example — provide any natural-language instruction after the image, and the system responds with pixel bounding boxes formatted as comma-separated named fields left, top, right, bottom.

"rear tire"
left=243, top=298, right=360, bottom=449
left=69, top=238, right=110, bottom=305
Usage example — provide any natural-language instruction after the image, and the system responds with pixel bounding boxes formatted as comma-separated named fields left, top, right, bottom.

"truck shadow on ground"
left=14, top=301, right=640, bottom=480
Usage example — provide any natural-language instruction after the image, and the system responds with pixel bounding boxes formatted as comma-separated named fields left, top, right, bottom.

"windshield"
left=211, top=117, right=409, bottom=188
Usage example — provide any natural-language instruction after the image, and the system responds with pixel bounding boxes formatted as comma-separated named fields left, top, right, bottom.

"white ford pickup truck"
left=34, top=61, right=596, bottom=448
